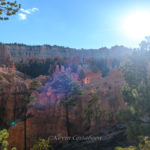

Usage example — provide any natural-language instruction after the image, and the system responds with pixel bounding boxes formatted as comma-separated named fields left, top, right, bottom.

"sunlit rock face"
left=0, top=72, right=27, bottom=128
left=0, top=45, right=12, bottom=65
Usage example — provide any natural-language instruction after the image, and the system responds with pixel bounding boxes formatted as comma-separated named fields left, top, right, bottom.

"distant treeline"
left=16, top=54, right=122, bottom=78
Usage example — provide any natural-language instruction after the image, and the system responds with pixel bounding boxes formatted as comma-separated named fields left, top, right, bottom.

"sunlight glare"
left=123, top=11, right=150, bottom=40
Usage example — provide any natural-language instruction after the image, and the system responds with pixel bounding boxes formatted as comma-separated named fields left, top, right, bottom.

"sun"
left=123, top=11, right=150, bottom=40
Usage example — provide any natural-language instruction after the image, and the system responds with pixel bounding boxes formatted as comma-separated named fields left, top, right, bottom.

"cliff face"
left=7, top=45, right=107, bottom=62
left=0, top=45, right=12, bottom=65
left=0, top=71, right=27, bottom=128
left=3, top=44, right=131, bottom=63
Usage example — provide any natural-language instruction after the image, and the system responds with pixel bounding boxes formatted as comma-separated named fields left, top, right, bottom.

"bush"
left=0, top=129, right=17, bottom=150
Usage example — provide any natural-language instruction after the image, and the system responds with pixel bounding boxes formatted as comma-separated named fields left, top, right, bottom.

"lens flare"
left=123, top=11, right=150, bottom=40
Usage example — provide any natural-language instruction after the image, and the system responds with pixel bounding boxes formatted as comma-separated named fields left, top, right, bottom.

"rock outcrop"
left=0, top=45, right=12, bottom=65
left=0, top=71, right=27, bottom=128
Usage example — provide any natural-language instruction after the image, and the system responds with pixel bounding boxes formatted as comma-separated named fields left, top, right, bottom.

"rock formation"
left=0, top=44, right=12, bottom=65
left=0, top=44, right=132, bottom=63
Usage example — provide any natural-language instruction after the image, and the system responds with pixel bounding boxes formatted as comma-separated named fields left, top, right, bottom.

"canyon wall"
left=0, top=45, right=12, bottom=65
left=0, top=44, right=132, bottom=63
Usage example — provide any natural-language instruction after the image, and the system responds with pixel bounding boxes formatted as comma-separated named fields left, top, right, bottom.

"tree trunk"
left=24, top=101, right=27, bottom=150
left=13, top=91, right=17, bottom=121
left=65, top=103, right=71, bottom=137
left=0, top=93, right=5, bottom=128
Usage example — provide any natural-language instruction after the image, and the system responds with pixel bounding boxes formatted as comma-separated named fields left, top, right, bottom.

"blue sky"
left=1, top=0, right=150, bottom=49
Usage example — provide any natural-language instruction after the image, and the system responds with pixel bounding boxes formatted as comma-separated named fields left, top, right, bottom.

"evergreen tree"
left=116, top=50, right=150, bottom=144
left=0, top=0, right=21, bottom=20
left=51, top=72, right=82, bottom=137
left=84, top=92, right=103, bottom=131
left=23, top=79, right=40, bottom=150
